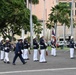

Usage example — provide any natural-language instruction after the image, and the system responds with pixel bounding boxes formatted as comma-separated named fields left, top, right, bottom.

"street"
left=0, top=50, right=76, bottom=75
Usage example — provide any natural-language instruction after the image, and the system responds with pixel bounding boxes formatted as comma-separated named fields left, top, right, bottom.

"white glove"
left=5, top=47, right=7, bottom=50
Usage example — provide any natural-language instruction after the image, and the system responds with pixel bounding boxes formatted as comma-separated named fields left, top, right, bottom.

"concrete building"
left=57, top=0, right=76, bottom=40
left=31, top=0, right=76, bottom=40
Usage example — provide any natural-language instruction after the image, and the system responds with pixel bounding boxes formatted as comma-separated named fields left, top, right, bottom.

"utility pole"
left=56, top=0, right=59, bottom=5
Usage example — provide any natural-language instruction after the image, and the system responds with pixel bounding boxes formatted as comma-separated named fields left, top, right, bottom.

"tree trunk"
left=63, top=23, right=66, bottom=47
left=55, top=23, right=57, bottom=38
left=55, top=23, right=57, bottom=47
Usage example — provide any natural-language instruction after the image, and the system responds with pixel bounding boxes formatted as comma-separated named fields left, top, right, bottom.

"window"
left=75, top=2, right=76, bottom=8
left=75, top=10, right=76, bottom=15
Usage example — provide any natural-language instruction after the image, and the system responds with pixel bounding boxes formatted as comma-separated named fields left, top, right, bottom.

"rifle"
left=28, top=50, right=31, bottom=54
left=38, top=50, right=41, bottom=55
left=46, top=49, right=48, bottom=56
left=28, top=48, right=31, bottom=54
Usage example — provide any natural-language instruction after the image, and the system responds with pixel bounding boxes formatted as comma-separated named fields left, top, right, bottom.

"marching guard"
left=51, top=36, right=56, bottom=57
left=33, top=36, right=39, bottom=61
left=39, top=35, right=47, bottom=63
left=69, top=36, right=75, bottom=59
left=23, top=37, right=30, bottom=60
left=12, top=38, right=26, bottom=65
left=0, top=37, right=4, bottom=61
left=4, top=38, right=11, bottom=64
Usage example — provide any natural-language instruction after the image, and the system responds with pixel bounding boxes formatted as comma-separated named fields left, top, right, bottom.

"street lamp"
left=70, top=0, right=74, bottom=36
left=29, top=0, right=33, bottom=48
left=26, top=0, right=29, bottom=8
left=43, top=0, right=46, bottom=38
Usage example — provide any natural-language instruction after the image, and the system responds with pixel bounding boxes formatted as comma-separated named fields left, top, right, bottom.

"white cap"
left=19, top=37, right=23, bottom=40
left=71, top=36, right=73, bottom=39
left=33, top=35, right=36, bottom=39
left=40, top=34, right=43, bottom=38
left=24, top=36, right=27, bottom=39
left=1, top=37, right=3, bottom=41
left=6, top=38, right=9, bottom=40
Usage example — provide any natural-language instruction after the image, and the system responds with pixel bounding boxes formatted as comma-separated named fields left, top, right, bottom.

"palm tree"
left=32, top=0, right=39, bottom=14
left=58, top=3, right=70, bottom=43
left=47, top=3, right=71, bottom=47
left=49, top=5, right=60, bottom=38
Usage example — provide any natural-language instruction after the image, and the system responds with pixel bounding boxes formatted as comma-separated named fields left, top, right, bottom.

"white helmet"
left=33, top=35, right=36, bottom=39
left=40, top=34, right=43, bottom=38
left=1, top=37, right=3, bottom=41
left=6, top=38, right=9, bottom=40
left=24, top=36, right=27, bottom=39
left=71, top=36, right=73, bottom=39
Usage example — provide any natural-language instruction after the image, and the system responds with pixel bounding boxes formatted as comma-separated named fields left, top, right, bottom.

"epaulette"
left=3, top=42, right=5, bottom=44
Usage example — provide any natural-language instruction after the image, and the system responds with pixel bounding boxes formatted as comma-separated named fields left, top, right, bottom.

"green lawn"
left=47, top=46, right=69, bottom=51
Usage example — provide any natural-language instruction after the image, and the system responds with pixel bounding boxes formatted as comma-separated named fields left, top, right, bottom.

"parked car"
left=57, top=37, right=68, bottom=48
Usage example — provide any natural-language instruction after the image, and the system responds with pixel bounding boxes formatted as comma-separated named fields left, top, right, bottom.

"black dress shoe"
left=4, top=61, right=6, bottom=63
left=70, top=57, right=75, bottom=59
left=23, top=62, right=27, bottom=65
left=1, top=59, right=3, bottom=61
left=7, top=61, right=10, bottom=64
left=12, top=63, right=16, bottom=65
left=26, top=58, right=29, bottom=60
left=40, top=61, right=47, bottom=63
left=34, top=60, right=39, bottom=62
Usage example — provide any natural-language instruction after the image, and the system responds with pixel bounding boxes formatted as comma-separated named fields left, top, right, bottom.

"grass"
left=47, top=46, right=69, bottom=51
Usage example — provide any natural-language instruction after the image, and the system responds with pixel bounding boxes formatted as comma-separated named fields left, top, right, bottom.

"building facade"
left=31, top=0, right=76, bottom=40
left=57, top=0, right=76, bottom=40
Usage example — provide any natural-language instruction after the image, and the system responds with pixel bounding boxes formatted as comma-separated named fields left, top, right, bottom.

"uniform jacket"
left=69, top=39, right=74, bottom=48
left=24, top=39, right=30, bottom=49
left=15, top=42, right=22, bottom=54
left=0, top=42, right=4, bottom=51
left=4, top=42, right=11, bottom=52
left=20, top=42, right=24, bottom=50
left=40, top=38, right=47, bottom=49
left=33, top=39, right=39, bottom=49
left=51, top=40, right=56, bottom=48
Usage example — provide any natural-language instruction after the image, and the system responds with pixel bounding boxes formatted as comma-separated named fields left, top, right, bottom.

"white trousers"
left=21, top=50, right=24, bottom=58
left=70, top=48, right=74, bottom=58
left=39, top=49, right=46, bottom=62
left=51, top=48, right=56, bottom=56
left=4, top=52, right=9, bottom=62
left=33, top=49, right=38, bottom=61
left=0, top=51, right=4, bottom=60
left=23, top=49, right=28, bottom=59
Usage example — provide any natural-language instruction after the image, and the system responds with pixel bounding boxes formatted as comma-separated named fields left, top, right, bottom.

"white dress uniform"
left=0, top=38, right=4, bottom=60
left=33, top=38, right=39, bottom=61
left=69, top=36, right=75, bottom=59
left=39, top=37, right=47, bottom=63
left=51, top=39, right=56, bottom=56
left=23, top=39, right=30, bottom=60
left=4, top=38, right=11, bottom=64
